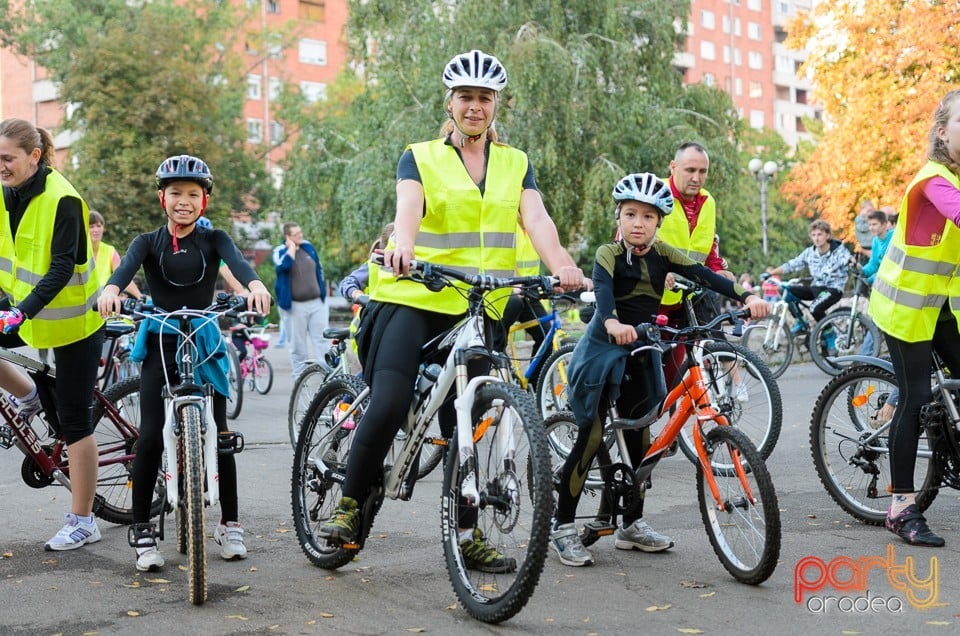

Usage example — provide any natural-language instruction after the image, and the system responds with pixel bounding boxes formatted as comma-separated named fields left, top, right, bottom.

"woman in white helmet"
left=549, top=173, right=769, bottom=567
left=319, top=49, right=585, bottom=572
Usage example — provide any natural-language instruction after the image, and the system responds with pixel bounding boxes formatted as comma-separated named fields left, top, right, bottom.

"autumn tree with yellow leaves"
left=783, top=0, right=960, bottom=243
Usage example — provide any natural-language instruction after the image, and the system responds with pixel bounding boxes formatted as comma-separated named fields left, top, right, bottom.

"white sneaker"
left=136, top=547, right=165, bottom=572
left=614, top=519, right=674, bottom=553
left=44, top=513, right=102, bottom=551
left=214, top=522, right=247, bottom=560
left=733, top=383, right=750, bottom=403
left=9, top=391, right=42, bottom=422
left=550, top=523, right=594, bottom=567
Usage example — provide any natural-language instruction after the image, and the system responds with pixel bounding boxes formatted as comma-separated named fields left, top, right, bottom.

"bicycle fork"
left=162, top=394, right=221, bottom=509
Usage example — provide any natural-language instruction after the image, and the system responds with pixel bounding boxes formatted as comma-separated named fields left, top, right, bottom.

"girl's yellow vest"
left=372, top=139, right=528, bottom=315
left=0, top=169, right=103, bottom=348
left=94, top=242, right=118, bottom=288
left=868, top=161, right=960, bottom=342
left=657, top=188, right=717, bottom=306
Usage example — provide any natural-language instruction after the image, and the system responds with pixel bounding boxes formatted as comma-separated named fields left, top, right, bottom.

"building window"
left=299, top=38, right=327, bottom=65
left=700, top=40, right=716, bottom=61
left=247, top=119, right=263, bottom=144
left=750, top=110, right=765, bottom=129
left=299, top=0, right=325, bottom=21
left=748, top=22, right=761, bottom=40
left=300, top=81, right=327, bottom=103
left=702, top=73, right=716, bottom=87
left=796, top=89, right=808, bottom=105
left=749, top=81, right=763, bottom=98
left=701, top=10, right=715, bottom=29
left=722, top=15, right=730, bottom=34
left=734, top=77, right=743, bottom=95
left=748, top=0, right=762, bottom=10
left=748, top=51, right=763, bottom=70
left=733, top=18, right=741, bottom=36
left=267, top=0, right=280, bottom=13
left=269, top=77, right=282, bottom=101
left=734, top=48, right=742, bottom=66
left=723, top=46, right=730, bottom=64
left=270, top=121, right=285, bottom=146
left=796, top=116, right=807, bottom=133
left=246, top=75, right=261, bottom=100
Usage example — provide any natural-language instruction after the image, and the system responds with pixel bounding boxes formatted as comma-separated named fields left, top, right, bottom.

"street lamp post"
left=748, top=158, right=779, bottom=256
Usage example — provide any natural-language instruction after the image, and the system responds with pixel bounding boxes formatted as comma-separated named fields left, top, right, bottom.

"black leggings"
left=784, top=285, right=841, bottom=322
left=132, top=334, right=237, bottom=524
left=886, top=316, right=960, bottom=493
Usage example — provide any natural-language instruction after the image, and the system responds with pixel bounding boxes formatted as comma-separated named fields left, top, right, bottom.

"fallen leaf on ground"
left=680, top=580, right=707, bottom=588
left=699, top=592, right=716, bottom=598
left=320, top=612, right=335, bottom=618
left=123, top=581, right=140, bottom=588
left=646, top=604, right=672, bottom=612
left=225, top=615, right=249, bottom=621
left=235, top=585, right=250, bottom=592
left=145, top=578, right=170, bottom=584
left=676, top=629, right=703, bottom=635
left=405, top=629, right=426, bottom=633
left=126, top=611, right=140, bottom=617
left=926, top=622, right=951, bottom=626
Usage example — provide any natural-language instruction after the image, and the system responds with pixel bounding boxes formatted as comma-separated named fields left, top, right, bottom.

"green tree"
left=278, top=0, right=760, bottom=281
left=0, top=0, right=268, bottom=247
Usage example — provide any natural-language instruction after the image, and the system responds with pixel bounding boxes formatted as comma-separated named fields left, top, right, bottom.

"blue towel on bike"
left=566, top=316, right=630, bottom=426
left=131, top=318, right=231, bottom=398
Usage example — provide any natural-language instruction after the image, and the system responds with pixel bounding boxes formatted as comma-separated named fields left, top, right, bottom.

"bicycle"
left=0, top=322, right=162, bottom=525
left=807, top=264, right=882, bottom=375
left=287, top=328, right=346, bottom=448
left=122, top=294, right=247, bottom=605
left=808, top=355, right=950, bottom=525
left=543, top=309, right=782, bottom=584
left=292, top=259, right=556, bottom=624
left=743, top=275, right=826, bottom=378
left=96, top=318, right=141, bottom=391
left=224, top=334, right=243, bottom=421
left=229, top=313, right=275, bottom=395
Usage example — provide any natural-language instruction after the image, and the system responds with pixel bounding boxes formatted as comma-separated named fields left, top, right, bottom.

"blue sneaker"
left=789, top=321, right=808, bottom=335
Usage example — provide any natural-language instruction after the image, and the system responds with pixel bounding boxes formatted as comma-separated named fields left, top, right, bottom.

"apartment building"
left=675, top=0, right=821, bottom=149
left=0, top=0, right=348, bottom=173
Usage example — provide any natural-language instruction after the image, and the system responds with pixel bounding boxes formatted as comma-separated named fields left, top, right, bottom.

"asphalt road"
left=2, top=344, right=959, bottom=635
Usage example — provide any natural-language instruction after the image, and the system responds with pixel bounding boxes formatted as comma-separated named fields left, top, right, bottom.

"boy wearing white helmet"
left=549, top=173, right=769, bottom=567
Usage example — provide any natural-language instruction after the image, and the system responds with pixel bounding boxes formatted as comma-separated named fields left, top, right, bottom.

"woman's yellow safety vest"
left=0, top=169, right=103, bottom=348
left=657, top=187, right=717, bottom=306
left=372, top=139, right=527, bottom=315
left=94, top=241, right=118, bottom=288
left=515, top=227, right=540, bottom=276
left=868, top=161, right=960, bottom=342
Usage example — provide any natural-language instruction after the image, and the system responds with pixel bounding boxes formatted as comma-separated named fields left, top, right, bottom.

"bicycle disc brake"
left=487, top=470, right=521, bottom=533
left=604, top=462, right=642, bottom=517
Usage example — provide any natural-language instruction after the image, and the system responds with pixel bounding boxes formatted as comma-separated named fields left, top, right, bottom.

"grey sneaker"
left=614, top=519, right=674, bottom=553
left=550, top=523, right=594, bottom=567
left=213, top=522, right=248, bottom=560
left=733, top=382, right=749, bottom=403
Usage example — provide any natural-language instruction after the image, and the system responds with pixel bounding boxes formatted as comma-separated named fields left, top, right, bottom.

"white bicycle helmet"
left=442, top=50, right=508, bottom=92
left=612, top=172, right=674, bottom=216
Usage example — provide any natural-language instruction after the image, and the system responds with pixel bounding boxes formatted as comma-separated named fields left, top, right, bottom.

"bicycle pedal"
left=218, top=431, right=244, bottom=455
left=341, top=542, right=359, bottom=550
left=0, top=425, right=13, bottom=449
left=579, top=520, right=616, bottom=547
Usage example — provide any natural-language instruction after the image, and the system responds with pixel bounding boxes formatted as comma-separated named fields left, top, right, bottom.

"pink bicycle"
left=229, top=313, right=275, bottom=395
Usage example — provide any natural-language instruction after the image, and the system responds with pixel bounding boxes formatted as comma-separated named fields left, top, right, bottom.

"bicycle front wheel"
left=697, top=426, right=780, bottom=585
left=181, top=404, right=207, bottom=605
left=441, top=382, right=551, bottom=624
left=535, top=343, right=576, bottom=418
left=742, top=317, right=793, bottom=379
left=808, top=311, right=882, bottom=376
left=288, top=363, right=330, bottom=447
left=809, top=365, right=936, bottom=524
left=89, top=377, right=163, bottom=524
left=225, top=343, right=243, bottom=420
left=253, top=357, right=274, bottom=394
left=677, top=341, right=782, bottom=465
left=291, top=375, right=368, bottom=570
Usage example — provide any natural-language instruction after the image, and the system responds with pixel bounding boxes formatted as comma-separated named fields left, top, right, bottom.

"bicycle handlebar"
left=119, top=292, right=248, bottom=320
left=630, top=308, right=751, bottom=349
left=371, top=253, right=562, bottom=295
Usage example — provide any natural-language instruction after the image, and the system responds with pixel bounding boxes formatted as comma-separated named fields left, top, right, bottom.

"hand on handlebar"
left=743, top=295, right=771, bottom=319
left=551, top=265, right=588, bottom=292
left=97, top=286, right=124, bottom=318
left=605, top=318, right=637, bottom=346
left=383, top=245, right=415, bottom=277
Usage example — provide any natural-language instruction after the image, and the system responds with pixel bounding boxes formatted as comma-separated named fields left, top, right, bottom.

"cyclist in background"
left=766, top=219, right=851, bottom=354
left=97, top=155, right=271, bottom=572
left=318, top=49, right=585, bottom=573
left=868, top=89, right=960, bottom=547
left=0, top=118, right=106, bottom=551
left=549, top=172, right=768, bottom=567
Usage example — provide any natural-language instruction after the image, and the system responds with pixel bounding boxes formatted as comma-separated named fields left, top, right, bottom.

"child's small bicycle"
left=229, top=312, right=275, bottom=395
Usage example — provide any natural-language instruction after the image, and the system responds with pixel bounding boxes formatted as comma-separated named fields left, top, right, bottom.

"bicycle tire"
left=742, top=316, right=793, bottom=379
left=809, top=365, right=936, bottom=525
left=288, top=363, right=330, bottom=447
left=808, top=311, right=882, bottom=376
left=535, top=343, right=576, bottom=418
left=225, top=343, right=243, bottom=420
left=291, top=375, right=368, bottom=569
left=253, top=357, right=274, bottom=394
left=541, top=411, right=611, bottom=495
left=88, top=377, right=164, bottom=525
left=677, top=341, right=782, bottom=465
left=441, top=382, right=550, bottom=624
left=697, top=426, right=780, bottom=585
left=182, top=404, right=207, bottom=605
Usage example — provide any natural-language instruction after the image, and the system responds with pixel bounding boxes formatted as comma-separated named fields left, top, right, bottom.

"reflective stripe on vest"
left=373, top=139, right=526, bottom=315
left=657, top=186, right=716, bottom=305
left=868, top=161, right=960, bottom=342
left=0, top=169, right=104, bottom=348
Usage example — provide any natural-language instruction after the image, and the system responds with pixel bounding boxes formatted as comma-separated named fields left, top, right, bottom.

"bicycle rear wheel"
left=291, top=375, right=368, bottom=570
left=677, top=341, right=782, bottom=465
left=253, top=357, right=274, bottom=394
left=181, top=404, right=207, bottom=605
left=89, top=377, right=163, bottom=525
left=697, top=426, right=780, bottom=585
left=441, top=382, right=550, bottom=624
left=225, top=343, right=243, bottom=420
left=288, top=363, right=330, bottom=447
left=742, top=317, right=792, bottom=379
left=808, top=311, right=882, bottom=376
left=535, top=343, right=576, bottom=418
left=809, top=365, right=936, bottom=524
